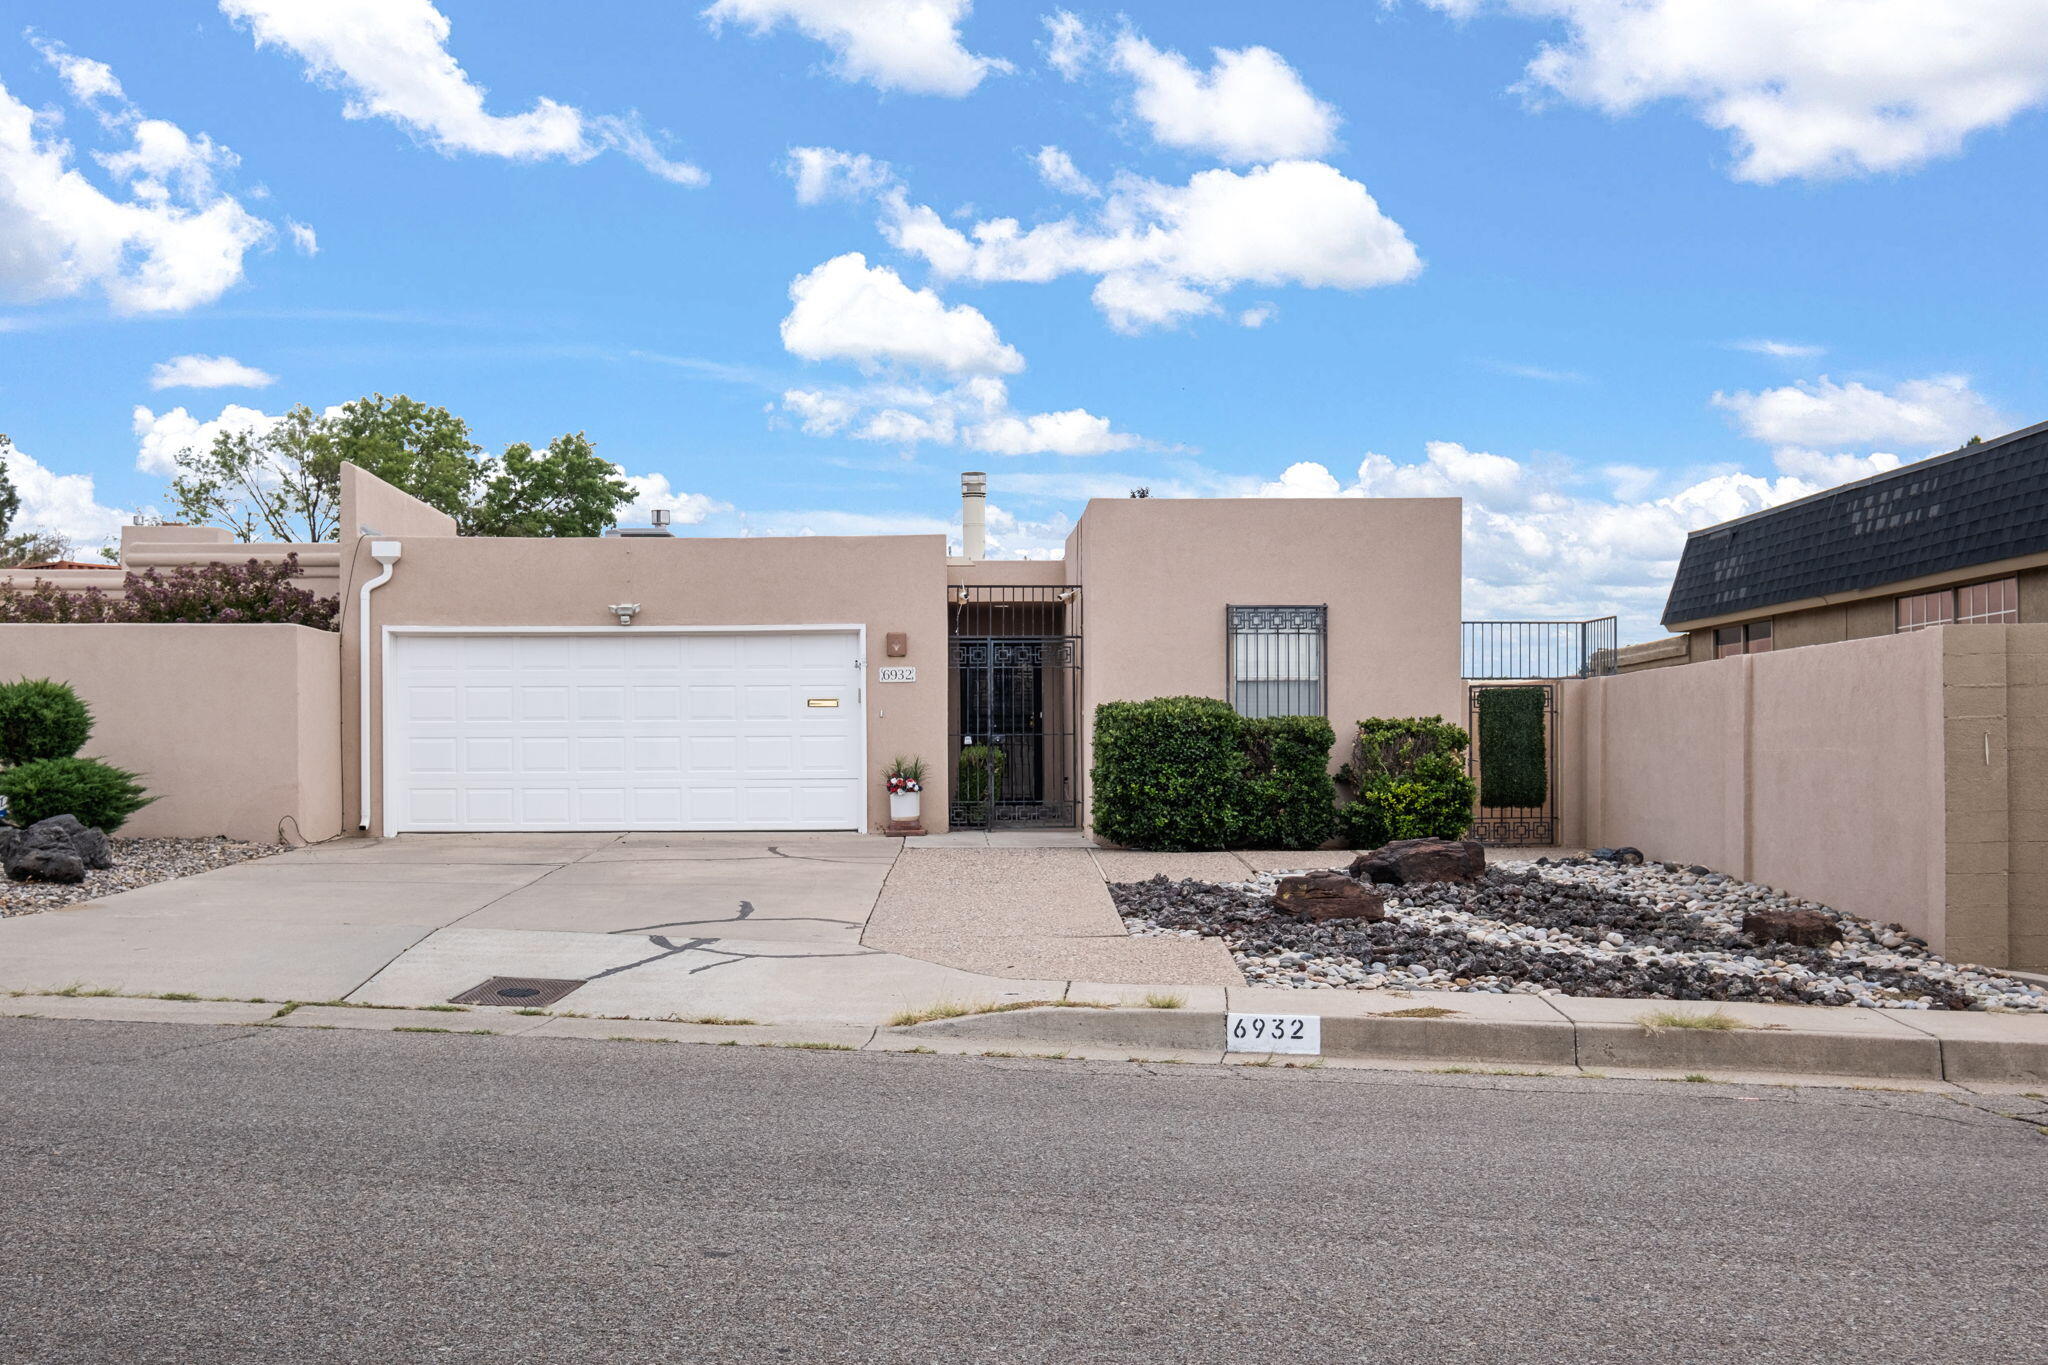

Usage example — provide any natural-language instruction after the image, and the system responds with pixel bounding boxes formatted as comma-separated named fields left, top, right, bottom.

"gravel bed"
left=0, top=837, right=286, bottom=917
left=1112, top=857, right=2048, bottom=1012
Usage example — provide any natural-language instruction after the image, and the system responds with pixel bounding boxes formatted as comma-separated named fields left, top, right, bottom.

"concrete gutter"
left=5, top=988, right=2045, bottom=1086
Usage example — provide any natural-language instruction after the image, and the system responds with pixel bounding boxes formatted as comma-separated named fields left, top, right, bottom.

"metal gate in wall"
left=948, top=585, right=1082, bottom=829
left=1466, top=681, right=1560, bottom=846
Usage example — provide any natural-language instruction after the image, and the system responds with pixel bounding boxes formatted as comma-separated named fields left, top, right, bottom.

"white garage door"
left=386, top=631, right=863, bottom=832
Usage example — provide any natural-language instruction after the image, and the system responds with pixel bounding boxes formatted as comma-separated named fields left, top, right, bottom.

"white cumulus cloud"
left=785, top=146, right=896, bottom=204
left=0, top=44, right=273, bottom=313
left=131, top=402, right=286, bottom=476
left=1032, top=145, right=1099, bottom=198
left=0, top=436, right=130, bottom=549
left=1435, top=0, right=2048, bottom=182
left=1043, top=10, right=1096, bottom=81
left=781, top=252, right=1023, bottom=376
left=1711, top=374, right=2004, bottom=451
left=617, top=470, right=728, bottom=527
left=148, top=354, right=278, bottom=390
left=221, top=0, right=704, bottom=184
left=881, top=159, right=1421, bottom=332
left=704, top=0, right=1009, bottom=96
left=1110, top=31, right=1341, bottom=164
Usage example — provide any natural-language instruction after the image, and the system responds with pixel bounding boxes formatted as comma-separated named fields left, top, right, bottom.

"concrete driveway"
left=0, top=833, right=1250, bottom=1023
left=0, top=833, right=944, bottom=1012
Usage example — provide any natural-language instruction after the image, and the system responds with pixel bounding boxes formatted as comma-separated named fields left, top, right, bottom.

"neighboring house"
left=0, top=465, right=1463, bottom=838
left=1618, top=419, right=2048, bottom=671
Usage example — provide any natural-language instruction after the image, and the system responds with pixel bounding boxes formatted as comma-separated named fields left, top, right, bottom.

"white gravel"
left=0, top=837, right=285, bottom=917
left=1115, top=856, right=2048, bottom=1013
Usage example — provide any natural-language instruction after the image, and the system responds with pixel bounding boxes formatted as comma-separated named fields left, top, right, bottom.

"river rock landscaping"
left=0, top=836, right=283, bottom=917
left=1112, top=854, right=2048, bottom=1012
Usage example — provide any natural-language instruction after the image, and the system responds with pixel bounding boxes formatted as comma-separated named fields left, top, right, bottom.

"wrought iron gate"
left=949, top=586, right=1082, bottom=829
left=1466, top=682, right=1560, bottom=846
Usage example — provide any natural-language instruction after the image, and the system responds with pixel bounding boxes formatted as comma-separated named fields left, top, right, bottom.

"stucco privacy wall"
left=340, top=489, right=951, bottom=834
left=1561, top=626, right=2048, bottom=968
left=1067, top=497, right=1464, bottom=803
left=0, top=624, right=342, bottom=842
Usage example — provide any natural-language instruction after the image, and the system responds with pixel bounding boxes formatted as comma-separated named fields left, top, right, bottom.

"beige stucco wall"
left=1562, top=626, right=2048, bottom=967
left=0, top=624, right=342, bottom=842
left=1067, top=497, right=1463, bottom=826
left=342, top=526, right=951, bottom=835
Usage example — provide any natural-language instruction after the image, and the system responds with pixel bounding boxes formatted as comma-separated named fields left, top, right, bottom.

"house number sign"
left=877, top=666, right=916, bottom=683
left=1224, top=1013, right=1321, bottom=1055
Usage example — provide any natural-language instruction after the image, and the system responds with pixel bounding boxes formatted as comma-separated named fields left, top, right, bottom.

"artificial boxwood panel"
left=1235, top=715, right=1337, bottom=850
left=1476, top=687, right=1548, bottom=809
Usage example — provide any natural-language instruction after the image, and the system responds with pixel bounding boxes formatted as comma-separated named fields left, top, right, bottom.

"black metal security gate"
left=1467, top=682, right=1559, bottom=846
left=949, top=586, right=1082, bottom=829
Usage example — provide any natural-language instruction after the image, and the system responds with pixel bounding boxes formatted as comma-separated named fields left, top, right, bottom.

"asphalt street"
left=2, top=1019, right=2043, bottom=1363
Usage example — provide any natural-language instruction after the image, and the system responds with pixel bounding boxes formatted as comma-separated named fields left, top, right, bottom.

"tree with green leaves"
left=465, top=433, right=634, bottom=537
left=162, top=395, right=640, bottom=542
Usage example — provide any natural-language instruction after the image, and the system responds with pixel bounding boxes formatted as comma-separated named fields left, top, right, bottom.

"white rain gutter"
left=357, top=540, right=403, bottom=831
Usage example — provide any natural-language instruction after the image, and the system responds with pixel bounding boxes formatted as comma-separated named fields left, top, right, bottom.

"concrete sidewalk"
left=3, top=832, right=2047, bottom=1087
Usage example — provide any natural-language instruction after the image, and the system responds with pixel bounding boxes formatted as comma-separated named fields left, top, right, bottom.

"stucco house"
left=0, top=465, right=1463, bottom=841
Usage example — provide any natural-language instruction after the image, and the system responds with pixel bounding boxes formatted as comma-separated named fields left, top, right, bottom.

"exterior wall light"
left=609, top=603, right=641, bottom=626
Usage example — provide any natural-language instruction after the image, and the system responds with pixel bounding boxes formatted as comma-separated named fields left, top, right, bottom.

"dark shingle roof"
left=1662, top=419, right=2048, bottom=628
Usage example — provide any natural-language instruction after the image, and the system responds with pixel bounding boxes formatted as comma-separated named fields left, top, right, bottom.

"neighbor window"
left=1713, top=620, right=1773, bottom=658
left=1896, top=576, right=2018, bottom=633
left=1228, top=605, right=1326, bottom=717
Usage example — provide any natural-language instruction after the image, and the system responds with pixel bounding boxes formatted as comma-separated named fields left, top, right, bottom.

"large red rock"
left=1741, top=907, right=1836, bottom=948
left=1272, top=872, right=1388, bottom=922
left=1348, top=838, right=1486, bottom=886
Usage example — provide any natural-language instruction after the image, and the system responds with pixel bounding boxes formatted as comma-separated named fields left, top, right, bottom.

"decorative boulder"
left=1349, top=838, right=1486, bottom=886
left=19, top=814, right=112, bottom=870
left=4, top=821, right=86, bottom=883
left=1742, top=907, right=1836, bottom=948
left=1272, top=872, right=1388, bottom=922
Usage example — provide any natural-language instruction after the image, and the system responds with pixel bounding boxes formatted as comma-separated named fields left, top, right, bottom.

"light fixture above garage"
left=609, top=602, right=641, bottom=626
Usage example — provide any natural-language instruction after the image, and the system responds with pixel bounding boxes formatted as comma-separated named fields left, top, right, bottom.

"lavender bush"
left=0, top=554, right=338, bottom=630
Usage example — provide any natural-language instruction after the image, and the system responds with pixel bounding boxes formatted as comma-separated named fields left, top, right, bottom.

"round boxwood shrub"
left=1335, top=716, right=1475, bottom=847
left=1234, top=715, right=1338, bottom=850
left=1092, top=696, right=1246, bottom=851
left=0, top=756, right=155, bottom=832
left=0, top=677, right=94, bottom=766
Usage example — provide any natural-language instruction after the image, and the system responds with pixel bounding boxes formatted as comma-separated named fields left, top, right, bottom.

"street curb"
left=895, top=1006, right=2048, bottom=1082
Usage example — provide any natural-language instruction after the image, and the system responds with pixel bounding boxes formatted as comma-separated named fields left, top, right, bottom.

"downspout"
left=357, top=541, right=404, bottom=832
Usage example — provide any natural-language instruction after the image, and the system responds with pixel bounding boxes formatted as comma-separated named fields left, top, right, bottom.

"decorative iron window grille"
left=1227, top=605, right=1326, bottom=718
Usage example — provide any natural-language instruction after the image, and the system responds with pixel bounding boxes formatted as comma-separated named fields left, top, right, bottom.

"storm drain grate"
left=451, top=976, right=587, bottom=1008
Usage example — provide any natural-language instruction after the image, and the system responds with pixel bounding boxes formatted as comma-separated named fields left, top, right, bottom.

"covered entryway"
left=384, top=629, right=864, bottom=833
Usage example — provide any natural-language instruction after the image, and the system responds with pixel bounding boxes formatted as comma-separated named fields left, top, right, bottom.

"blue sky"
left=4, top=1, right=2046, bottom=641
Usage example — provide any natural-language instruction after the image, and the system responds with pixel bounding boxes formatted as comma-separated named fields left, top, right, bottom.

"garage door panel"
left=390, top=631, right=861, bottom=832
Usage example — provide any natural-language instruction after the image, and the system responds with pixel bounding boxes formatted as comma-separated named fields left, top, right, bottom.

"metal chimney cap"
left=961, top=471, right=987, bottom=493
left=650, top=508, right=672, bottom=527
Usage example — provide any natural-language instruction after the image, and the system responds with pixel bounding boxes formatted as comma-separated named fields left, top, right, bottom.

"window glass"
left=1746, top=620, right=1773, bottom=653
left=1714, top=626, right=1746, bottom=659
left=1228, top=606, right=1326, bottom=717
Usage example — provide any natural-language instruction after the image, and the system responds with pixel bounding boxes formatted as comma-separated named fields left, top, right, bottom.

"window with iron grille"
left=1227, top=605, right=1326, bottom=717
left=1895, top=576, right=2018, bottom=633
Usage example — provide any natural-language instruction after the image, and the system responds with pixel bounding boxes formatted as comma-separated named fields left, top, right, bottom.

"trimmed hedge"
left=1091, top=697, right=1247, bottom=851
left=1475, top=687, right=1548, bottom=808
left=0, top=756, right=155, bottom=832
left=1335, top=715, right=1475, bottom=847
left=0, top=677, right=93, bottom=766
left=1235, top=715, right=1338, bottom=850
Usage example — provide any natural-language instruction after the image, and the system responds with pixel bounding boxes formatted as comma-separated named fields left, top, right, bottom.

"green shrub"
left=0, top=677, right=93, bottom=766
left=1475, top=686, right=1548, bottom=808
left=1234, top=715, right=1337, bottom=850
left=1335, top=716, right=1475, bottom=847
left=0, top=756, right=155, bottom=832
left=956, top=743, right=1006, bottom=822
left=1092, top=697, right=1246, bottom=850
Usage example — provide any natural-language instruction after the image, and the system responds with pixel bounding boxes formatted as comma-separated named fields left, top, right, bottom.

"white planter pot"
left=889, top=791, right=921, bottom=822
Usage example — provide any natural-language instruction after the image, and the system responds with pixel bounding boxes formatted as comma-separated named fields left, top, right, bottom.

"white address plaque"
left=1225, top=1012, right=1321, bottom=1055
left=877, top=666, right=916, bottom=683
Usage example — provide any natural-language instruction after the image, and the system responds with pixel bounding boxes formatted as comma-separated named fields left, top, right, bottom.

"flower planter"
left=889, top=790, right=921, bottom=823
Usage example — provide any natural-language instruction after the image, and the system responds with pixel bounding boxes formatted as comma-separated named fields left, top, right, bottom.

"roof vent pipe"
left=961, top=471, right=987, bottom=561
